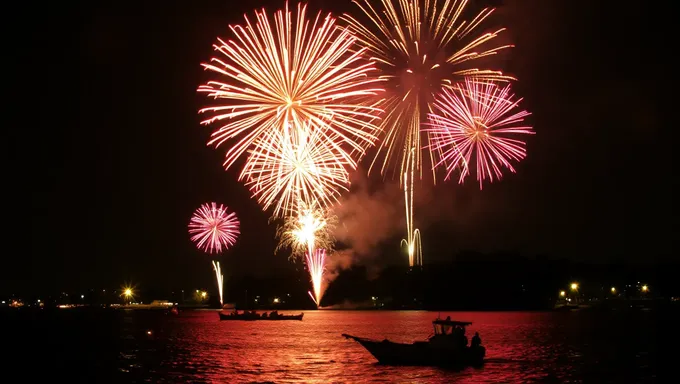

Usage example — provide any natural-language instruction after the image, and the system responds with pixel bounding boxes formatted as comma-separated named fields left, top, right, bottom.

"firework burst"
left=240, top=122, right=352, bottom=218
left=427, top=79, right=533, bottom=188
left=188, top=203, right=240, bottom=254
left=198, top=1, right=383, bottom=171
left=343, top=0, right=513, bottom=180
left=343, top=0, right=513, bottom=266
left=276, top=200, right=336, bottom=259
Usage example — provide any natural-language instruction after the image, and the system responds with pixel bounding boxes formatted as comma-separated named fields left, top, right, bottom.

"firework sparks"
left=241, top=122, right=353, bottom=218
left=427, top=79, right=533, bottom=188
left=277, top=200, right=336, bottom=258
left=343, top=0, right=513, bottom=266
left=198, top=1, right=383, bottom=171
left=305, top=249, right=327, bottom=306
left=188, top=203, right=240, bottom=254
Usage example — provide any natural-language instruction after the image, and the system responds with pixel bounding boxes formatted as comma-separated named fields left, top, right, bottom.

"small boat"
left=120, top=300, right=177, bottom=311
left=218, top=310, right=304, bottom=321
left=342, top=318, right=485, bottom=367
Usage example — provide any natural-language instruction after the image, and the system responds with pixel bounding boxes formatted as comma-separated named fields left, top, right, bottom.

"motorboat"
left=342, top=317, right=485, bottom=367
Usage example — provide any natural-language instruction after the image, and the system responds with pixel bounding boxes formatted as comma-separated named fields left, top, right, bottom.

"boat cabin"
left=432, top=319, right=472, bottom=336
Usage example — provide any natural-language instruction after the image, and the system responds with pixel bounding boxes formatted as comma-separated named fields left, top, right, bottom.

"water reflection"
left=105, top=310, right=659, bottom=383
left=17, top=309, right=658, bottom=383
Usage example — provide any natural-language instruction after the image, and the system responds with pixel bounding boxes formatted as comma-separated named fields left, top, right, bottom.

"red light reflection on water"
left=111, top=310, right=656, bottom=383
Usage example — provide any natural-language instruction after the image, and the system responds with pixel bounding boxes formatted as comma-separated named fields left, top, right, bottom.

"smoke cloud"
left=332, top=171, right=404, bottom=257
left=323, top=164, right=518, bottom=294
left=326, top=166, right=499, bottom=265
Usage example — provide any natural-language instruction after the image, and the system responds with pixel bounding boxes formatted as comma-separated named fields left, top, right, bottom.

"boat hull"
left=343, top=334, right=485, bottom=367
left=218, top=312, right=303, bottom=321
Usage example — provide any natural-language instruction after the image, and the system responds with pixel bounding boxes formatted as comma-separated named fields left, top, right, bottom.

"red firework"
left=188, top=202, right=240, bottom=254
left=427, top=79, right=533, bottom=189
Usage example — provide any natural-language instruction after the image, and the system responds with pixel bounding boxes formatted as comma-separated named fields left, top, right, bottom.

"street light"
left=559, top=291, right=566, bottom=297
left=570, top=283, right=578, bottom=291
left=123, top=288, right=133, bottom=303
left=611, top=287, right=616, bottom=293
left=641, top=285, right=648, bottom=292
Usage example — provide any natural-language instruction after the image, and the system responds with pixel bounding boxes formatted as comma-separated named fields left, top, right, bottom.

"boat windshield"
left=434, top=323, right=453, bottom=335
left=432, top=319, right=472, bottom=335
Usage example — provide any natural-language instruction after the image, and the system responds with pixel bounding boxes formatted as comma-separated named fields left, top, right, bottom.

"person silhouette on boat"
left=461, top=327, right=468, bottom=348
left=471, top=332, right=481, bottom=348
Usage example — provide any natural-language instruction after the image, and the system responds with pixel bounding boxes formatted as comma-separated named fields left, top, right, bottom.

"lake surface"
left=13, top=309, right=661, bottom=383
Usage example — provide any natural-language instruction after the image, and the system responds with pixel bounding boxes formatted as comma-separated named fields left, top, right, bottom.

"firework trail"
left=427, top=79, right=533, bottom=189
left=305, top=249, right=327, bottom=306
left=241, top=122, right=352, bottom=218
left=189, top=203, right=240, bottom=306
left=212, top=260, right=224, bottom=306
left=198, top=1, right=383, bottom=172
left=343, top=0, right=513, bottom=266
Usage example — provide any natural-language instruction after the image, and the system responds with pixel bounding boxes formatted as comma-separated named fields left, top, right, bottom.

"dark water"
left=12, top=309, right=661, bottom=383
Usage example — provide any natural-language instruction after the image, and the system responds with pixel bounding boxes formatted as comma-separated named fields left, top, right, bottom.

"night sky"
left=15, top=0, right=673, bottom=294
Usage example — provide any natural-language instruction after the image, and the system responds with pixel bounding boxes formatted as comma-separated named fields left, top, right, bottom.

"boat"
left=342, top=318, right=485, bottom=367
left=218, top=310, right=304, bottom=321
left=120, top=300, right=177, bottom=311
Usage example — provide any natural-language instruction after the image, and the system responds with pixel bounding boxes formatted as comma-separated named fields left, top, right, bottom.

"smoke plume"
left=332, top=171, right=404, bottom=257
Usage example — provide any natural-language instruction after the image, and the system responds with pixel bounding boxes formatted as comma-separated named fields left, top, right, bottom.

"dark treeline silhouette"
left=212, top=252, right=677, bottom=310
left=323, top=252, right=676, bottom=310
left=5, top=252, right=677, bottom=311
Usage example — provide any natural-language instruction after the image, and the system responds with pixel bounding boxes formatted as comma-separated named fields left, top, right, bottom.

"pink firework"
left=427, top=79, right=534, bottom=189
left=305, top=248, right=327, bottom=306
left=188, top=202, right=240, bottom=254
